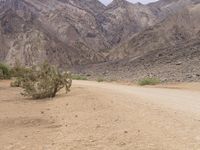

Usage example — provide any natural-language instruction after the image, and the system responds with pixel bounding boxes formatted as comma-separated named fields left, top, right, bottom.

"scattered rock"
left=90, top=140, right=96, bottom=143
left=196, top=74, right=200, bottom=77
left=124, top=131, right=128, bottom=134
left=175, top=62, right=182, bottom=65
left=117, top=142, right=126, bottom=146
left=96, top=124, right=101, bottom=129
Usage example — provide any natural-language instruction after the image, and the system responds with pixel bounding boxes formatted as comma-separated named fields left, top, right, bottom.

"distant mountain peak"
left=107, top=0, right=128, bottom=8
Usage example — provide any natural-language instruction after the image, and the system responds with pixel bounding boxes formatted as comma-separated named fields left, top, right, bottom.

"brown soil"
left=1, top=80, right=200, bottom=150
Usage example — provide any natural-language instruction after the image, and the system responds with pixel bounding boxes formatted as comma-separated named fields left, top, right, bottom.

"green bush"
left=0, top=63, right=11, bottom=79
left=138, top=77, right=161, bottom=86
left=10, top=77, right=23, bottom=87
left=10, top=62, right=30, bottom=78
left=10, top=62, right=32, bottom=87
left=12, top=63, right=72, bottom=99
left=97, top=78, right=104, bottom=82
left=72, top=74, right=88, bottom=80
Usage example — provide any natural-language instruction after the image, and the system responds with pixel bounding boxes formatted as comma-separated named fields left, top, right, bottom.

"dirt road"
left=1, top=80, right=200, bottom=150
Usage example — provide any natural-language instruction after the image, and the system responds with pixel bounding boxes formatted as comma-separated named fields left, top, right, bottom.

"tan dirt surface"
left=155, top=82, right=200, bottom=91
left=1, top=80, right=200, bottom=150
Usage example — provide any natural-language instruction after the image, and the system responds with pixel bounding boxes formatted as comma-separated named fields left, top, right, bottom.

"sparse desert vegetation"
left=71, top=74, right=88, bottom=80
left=11, top=63, right=72, bottom=99
left=138, top=77, right=161, bottom=86
left=10, top=62, right=32, bottom=87
left=10, top=61, right=31, bottom=78
left=97, top=78, right=104, bottom=82
left=0, top=63, right=11, bottom=79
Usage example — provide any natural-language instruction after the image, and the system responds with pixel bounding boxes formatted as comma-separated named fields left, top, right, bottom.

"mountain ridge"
left=0, top=0, right=200, bottom=81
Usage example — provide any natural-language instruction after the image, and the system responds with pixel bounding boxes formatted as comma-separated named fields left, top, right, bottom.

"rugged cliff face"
left=101, top=0, right=158, bottom=46
left=0, top=0, right=108, bottom=66
left=108, top=0, right=200, bottom=60
left=0, top=0, right=161, bottom=66
left=0, top=0, right=200, bottom=80
left=76, top=1, right=200, bottom=82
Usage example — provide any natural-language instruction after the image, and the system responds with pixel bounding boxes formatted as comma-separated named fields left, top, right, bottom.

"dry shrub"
left=12, top=63, right=72, bottom=99
left=0, top=63, right=11, bottom=79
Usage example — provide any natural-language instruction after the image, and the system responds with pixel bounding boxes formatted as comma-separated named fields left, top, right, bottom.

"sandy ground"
left=1, top=80, right=200, bottom=150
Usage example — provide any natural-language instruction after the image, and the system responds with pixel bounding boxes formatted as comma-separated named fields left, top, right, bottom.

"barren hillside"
left=0, top=0, right=160, bottom=66
left=0, top=0, right=200, bottom=82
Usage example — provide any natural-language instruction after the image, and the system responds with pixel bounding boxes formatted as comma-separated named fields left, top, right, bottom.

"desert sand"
left=1, top=80, right=200, bottom=150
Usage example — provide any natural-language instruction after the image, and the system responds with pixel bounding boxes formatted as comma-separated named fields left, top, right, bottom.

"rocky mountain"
left=100, top=0, right=158, bottom=46
left=0, top=0, right=200, bottom=81
left=0, top=0, right=161, bottom=66
left=108, top=0, right=200, bottom=60
left=0, top=0, right=108, bottom=66
left=76, top=1, right=200, bottom=82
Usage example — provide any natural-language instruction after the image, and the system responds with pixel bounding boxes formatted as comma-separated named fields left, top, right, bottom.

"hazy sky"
left=99, top=0, right=158, bottom=5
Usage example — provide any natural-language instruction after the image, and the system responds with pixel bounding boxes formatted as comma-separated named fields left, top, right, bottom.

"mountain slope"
left=108, top=1, right=200, bottom=60
left=101, top=0, right=158, bottom=46
left=0, top=0, right=108, bottom=66
left=0, top=0, right=160, bottom=66
left=0, top=0, right=200, bottom=82
left=73, top=2, right=200, bottom=82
